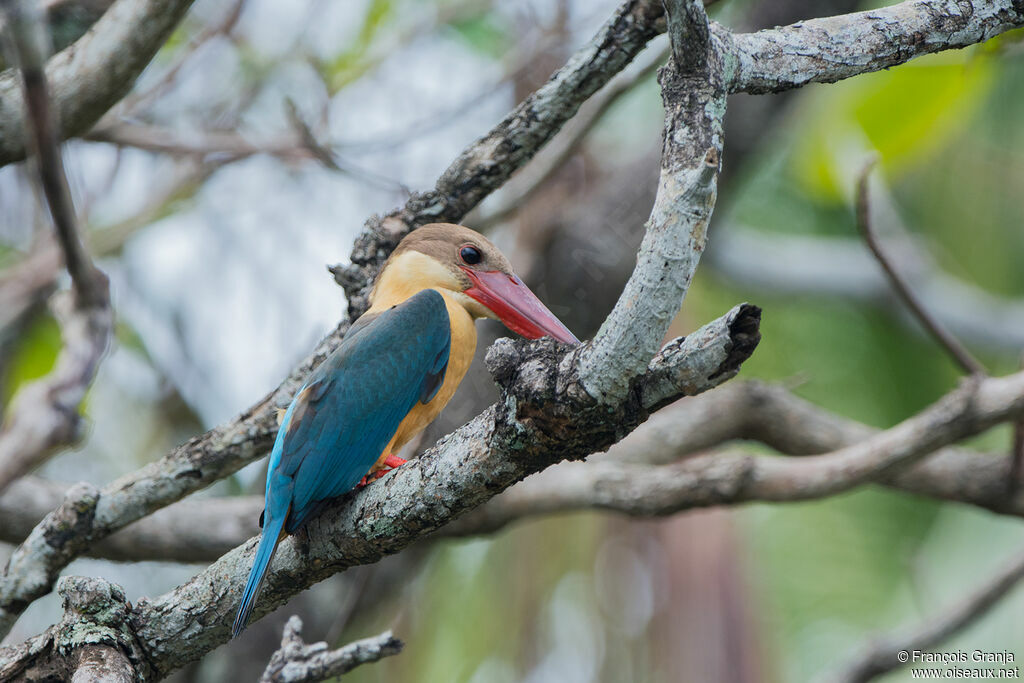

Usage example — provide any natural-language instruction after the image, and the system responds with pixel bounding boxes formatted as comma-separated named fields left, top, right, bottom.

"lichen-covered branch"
left=123, top=303, right=758, bottom=677
left=725, top=0, right=1024, bottom=94
left=577, top=11, right=726, bottom=403
left=260, top=617, right=402, bottom=683
left=0, top=0, right=197, bottom=167
left=0, top=576, right=148, bottom=681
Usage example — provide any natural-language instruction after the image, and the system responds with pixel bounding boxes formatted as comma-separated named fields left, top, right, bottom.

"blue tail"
left=232, top=512, right=286, bottom=637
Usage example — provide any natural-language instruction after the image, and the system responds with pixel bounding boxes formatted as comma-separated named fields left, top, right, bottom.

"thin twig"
left=478, top=45, right=669, bottom=230
left=4, top=0, right=106, bottom=308
left=260, top=616, right=402, bottom=683
left=830, top=545, right=1024, bottom=683
left=855, top=160, right=986, bottom=376
left=0, top=0, right=112, bottom=495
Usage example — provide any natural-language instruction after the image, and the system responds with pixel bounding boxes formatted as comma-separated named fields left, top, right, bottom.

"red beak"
left=462, top=268, right=580, bottom=344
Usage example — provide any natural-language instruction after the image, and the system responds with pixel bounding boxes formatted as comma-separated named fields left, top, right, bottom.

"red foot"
left=355, top=455, right=408, bottom=488
left=383, top=454, right=407, bottom=468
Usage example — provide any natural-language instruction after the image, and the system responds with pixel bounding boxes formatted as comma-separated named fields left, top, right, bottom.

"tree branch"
left=122, top=302, right=757, bottom=676
left=831, top=545, right=1024, bottom=683
left=0, top=576, right=147, bottom=681
left=855, top=161, right=986, bottom=376
left=260, top=617, right=402, bottom=683
left=576, top=10, right=726, bottom=403
left=725, top=0, right=1024, bottom=94
left=0, top=0, right=197, bottom=167
left=664, top=0, right=710, bottom=74
left=330, top=0, right=668, bottom=318
left=0, top=0, right=113, bottom=495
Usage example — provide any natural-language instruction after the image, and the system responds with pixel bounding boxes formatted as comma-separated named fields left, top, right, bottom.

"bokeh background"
left=1, top=0, right=1023, bottom=681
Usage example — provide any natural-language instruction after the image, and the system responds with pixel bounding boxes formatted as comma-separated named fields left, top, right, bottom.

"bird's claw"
left=355, top=455, right=409, bottom=488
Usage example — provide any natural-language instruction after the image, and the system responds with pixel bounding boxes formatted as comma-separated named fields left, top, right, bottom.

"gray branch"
left=664, top=0, right=710, bottom=74
left=577, top=19, right=726, bottom=403
left=724, top=0, right=1024, bottom=94
left=330, top=0, right=667, bottom=317
left=0, top=0, right=196, bottom=166
left=260, top=617, right=402, bottom=683
left=0, top=576, right=147, bottom=680
left=0, top=0, right=113, bottom=495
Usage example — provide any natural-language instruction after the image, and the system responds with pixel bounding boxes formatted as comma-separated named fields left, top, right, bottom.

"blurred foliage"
left=790, top=51, right=995, bottom=203
left=320, top=0, right=396, bottom=93
left=447, top=14, right=513, bottom=58
left=3, top=312, right=60, bottom=405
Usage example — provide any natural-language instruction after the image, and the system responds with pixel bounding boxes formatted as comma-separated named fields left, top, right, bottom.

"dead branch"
left=260, top=617, right=402, bottom=683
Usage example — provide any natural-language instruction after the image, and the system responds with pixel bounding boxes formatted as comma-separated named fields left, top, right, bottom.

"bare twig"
left=856, top=160, right=986, bottom=376
left=0, top=0, right=198, bottom=167
left=708, top=226, right=1024, bottom=352
left=831, top=545, right=1024, bottom=683
left=260, top=617, right=402, bottom=683
left=477, top=45, right=669, bottom=230
left=0, top=0, right=112, bottom=495
left=4, top=0, right=105, bottom=307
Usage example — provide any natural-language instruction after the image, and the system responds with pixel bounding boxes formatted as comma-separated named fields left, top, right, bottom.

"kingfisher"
left=232, top=223, right=579, bottom=636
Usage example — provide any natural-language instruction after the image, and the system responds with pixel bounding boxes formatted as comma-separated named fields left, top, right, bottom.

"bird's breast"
left=386, top=291, right=478, bottom=456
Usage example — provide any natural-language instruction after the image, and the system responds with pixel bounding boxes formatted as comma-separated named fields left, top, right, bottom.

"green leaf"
left=789, top=50, right=995, bottom=202
left=3, top=312, right=61, bottom=405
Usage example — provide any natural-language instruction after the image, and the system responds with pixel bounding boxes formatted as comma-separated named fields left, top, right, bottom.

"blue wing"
left=274, top=288, right=451, bottom=529
left=233, top=289, right=450, bottom=636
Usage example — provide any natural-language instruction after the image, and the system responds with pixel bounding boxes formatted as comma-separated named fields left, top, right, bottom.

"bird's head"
left=370, top=223, right=579, bottom=344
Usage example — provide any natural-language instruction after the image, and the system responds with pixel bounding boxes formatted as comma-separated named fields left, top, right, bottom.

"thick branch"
left=0, top=0, right=196, bottom=166
left=725, top=0, right=1024, bottom=94
left=0, top=576, right=148, bottom=681
left=577, top=37, right=727, bottom=403
left=664, top=0, right=710, bottom=73
left=260, top=617, right=402, bottom=683
left=124, top=304, right=757, bottom=677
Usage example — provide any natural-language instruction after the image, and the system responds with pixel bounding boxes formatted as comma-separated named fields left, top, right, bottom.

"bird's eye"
left=460, top=245, right=482, bottom=265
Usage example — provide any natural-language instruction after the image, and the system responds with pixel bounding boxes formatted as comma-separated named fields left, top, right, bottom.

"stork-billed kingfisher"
left=232, top=223, right=579, bottom=636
